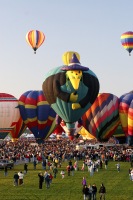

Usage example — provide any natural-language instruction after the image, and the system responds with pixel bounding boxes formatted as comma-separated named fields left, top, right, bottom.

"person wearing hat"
left=42, top=53, right=99, bottom=110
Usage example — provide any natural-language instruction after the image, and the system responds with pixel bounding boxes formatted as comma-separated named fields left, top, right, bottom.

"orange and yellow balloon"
left=26, top=30, right=45, bottom=54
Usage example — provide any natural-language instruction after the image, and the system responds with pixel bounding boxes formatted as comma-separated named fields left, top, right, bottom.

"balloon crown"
left=61, top=53, right=89, bottom=71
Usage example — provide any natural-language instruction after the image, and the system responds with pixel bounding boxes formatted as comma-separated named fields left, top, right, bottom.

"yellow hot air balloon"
left=62, top=51, right=80, bottom=65
left=78, top=127, right=95, bottom=140
left=26, top=30, right=45, bottom=54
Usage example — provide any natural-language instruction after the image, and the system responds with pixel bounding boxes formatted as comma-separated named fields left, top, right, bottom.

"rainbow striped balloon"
left=120, top=31, right=133, bottom=55
left=26, top=30, right=45, bottom=54
left=119, top=91, right=133, bottom=145
left=82, top=93, right=120, bottom=142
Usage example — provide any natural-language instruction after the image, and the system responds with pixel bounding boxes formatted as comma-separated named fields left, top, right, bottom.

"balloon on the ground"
left=119, top=91, right=133, bottom=146
left=9, top=116, right=27, bottom=142
left=78, top=127, right=96, bottom=140
left=26, top=30, right=45, bottom=54
left=120, top=31, right=133, bottom=56
left=18, top=90, right=56, bottom=143
left=42, top=53, right=99, bottom=138
left=0, top=93, right=20, bottom=139
left=82, top=93, right=120, bottom=142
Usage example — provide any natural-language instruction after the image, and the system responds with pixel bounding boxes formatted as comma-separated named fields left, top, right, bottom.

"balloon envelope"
left=119, top=91, right=133, bottom=145
left=26, top=30, right=45, bottom=53
left=0, top=93, right=20, bottom=139
left=18, top=90, right=56, bottom=143
left=82, top=93, right=120, bottom=141
left=120, top=31, right=133, bottom=55
left=42, top=54, right=99, bottom=132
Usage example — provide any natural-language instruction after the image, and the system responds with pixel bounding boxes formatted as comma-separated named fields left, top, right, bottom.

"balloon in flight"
left=26, top=30, right=45, bottom=54
left=120, top=31, right=133, bottom=56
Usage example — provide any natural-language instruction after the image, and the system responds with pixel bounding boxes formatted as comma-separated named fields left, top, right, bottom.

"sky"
left=0, top=0, right=133, bottom=99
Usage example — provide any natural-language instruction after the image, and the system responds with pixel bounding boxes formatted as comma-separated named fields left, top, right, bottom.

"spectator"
left=4, top=165, right=8, bottom=176
left=38, top=172, right=44, bottom=189
left=24, top=163, right=28, bottom=174
left=82, top=185, right=89, bottom=200
left=92, top=183, right=97, bottom=200
left=66, top=165, right=71, bottom=176
left=44, top=173, right=50, bottom=189
left=33, top=160, right=37, bottom=170
left=82, top=177, right=87, bottom=186
left=53, top=166, right=58, bottom=178
left=18, top=171, right=24, bottom=185
left=116, top=163, right=120, bottom=172
left=104, top=158, right=108, bottom=170
left=99, top=183, right=106, bottom=200
left=60, top=170, right=65, bottom=179
left=88, top=184, right=93, bottom=200
left=13, top=172, right=19, bottom=186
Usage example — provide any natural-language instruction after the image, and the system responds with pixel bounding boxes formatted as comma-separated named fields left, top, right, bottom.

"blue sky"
left=0, top=0, right=133, bottom=99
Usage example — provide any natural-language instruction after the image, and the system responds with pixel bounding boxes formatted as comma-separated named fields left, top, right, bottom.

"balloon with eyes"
left=42, top=53, right=100, bottom=138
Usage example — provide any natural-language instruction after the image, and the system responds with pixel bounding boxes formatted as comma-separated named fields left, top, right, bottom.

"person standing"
left=116, top=163, right=120, bottom=172
left=82, top=185, right=89, bottom=200
left=24, top=163, right=28, bottom=174
left=92, top=183, right=97, bottom=200
left=18, top=171, right=24, bottom=185
left=99, top=183, right=106, bottom=200
left=88, top=184, right=93, bottom=200
left=13, top=172, right=19, bottom=186
left=53, top=166, right=58, bottom=178
left=104, top=158, right=108, bottom=170
left=4, top=165, right=8, bottom=176
left=38, top=172, right=44, bottom=189
left=33, top=160, right=37, bottom=170
left=82, top=177, right=87, bottom=186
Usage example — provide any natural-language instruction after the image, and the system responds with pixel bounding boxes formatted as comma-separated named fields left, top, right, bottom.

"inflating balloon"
left=0, top=93, right=20, bottom=139
left=120, top=31, right=133, bottom=56
left=18, top=90, right=56, bottom=143
left=119, top=91, right=133, bottom=146
left=26, top=30, right=45, bottom=54
left=82, top=93, right=120, bottom=142
left=10, top=116, right=27, bottom=142
left=42, top=53, right=99, bottom=138
left=78, top=127, right=96, bottom=140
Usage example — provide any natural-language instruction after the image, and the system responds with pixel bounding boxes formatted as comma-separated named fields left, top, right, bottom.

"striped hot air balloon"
left=119, top=91, right=133, bottom=146
left=82, top=93, right=120, bottom=142
left=120, top=31, right=133, bottom=56
left=26, top=30, right=45, bottom=54
left=18, top=90, right=56, bottom=143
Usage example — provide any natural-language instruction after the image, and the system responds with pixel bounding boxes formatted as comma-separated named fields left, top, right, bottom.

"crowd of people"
left=0, top=137, right=133, bottom=199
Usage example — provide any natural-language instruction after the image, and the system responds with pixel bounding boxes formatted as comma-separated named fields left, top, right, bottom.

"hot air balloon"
left=62, top=51, right=80, bottom=65
left=26, top=30, right=45, bottom=54
left=120, top=31, right=133, bottom=56
left=119, top=91, right=133, bottom=146
left=0, top=93, right=20, bottom=140
left=82, top=93, right=120, bottom=142
left=78, top=127, right=96, bottom=140
left=42, top=53, right=99, bottom=138
left=9, top=116, right=27, bottom=142
left=18, top=90, right=56, bottom=143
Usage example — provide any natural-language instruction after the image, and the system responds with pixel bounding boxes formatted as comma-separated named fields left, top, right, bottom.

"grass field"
left=0, top=160, right=132, bottom=200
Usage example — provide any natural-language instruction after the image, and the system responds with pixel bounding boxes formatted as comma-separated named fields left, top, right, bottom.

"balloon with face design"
left=42, top=53, right=100, bottom=136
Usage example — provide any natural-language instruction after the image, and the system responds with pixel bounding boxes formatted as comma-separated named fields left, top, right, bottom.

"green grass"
left=0, top=160, right=132, bottom=200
